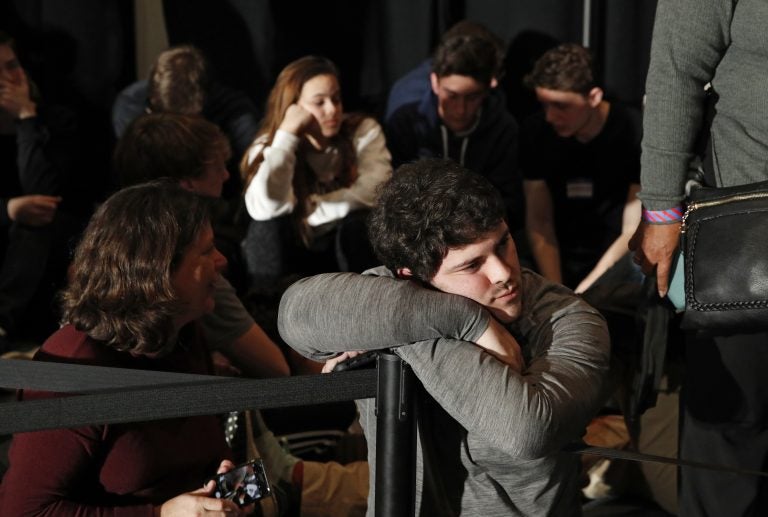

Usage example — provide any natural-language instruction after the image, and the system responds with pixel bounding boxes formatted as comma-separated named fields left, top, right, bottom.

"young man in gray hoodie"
left=279, top=158, right=610, bottom=516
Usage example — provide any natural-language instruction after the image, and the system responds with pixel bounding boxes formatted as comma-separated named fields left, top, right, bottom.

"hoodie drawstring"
left=440, top=125, right=469, bottom=166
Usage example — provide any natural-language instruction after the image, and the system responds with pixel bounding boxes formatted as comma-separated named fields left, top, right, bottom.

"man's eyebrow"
left=443, top=87, right=484, bottom=97
left=447, top=254, right=482, bottom=272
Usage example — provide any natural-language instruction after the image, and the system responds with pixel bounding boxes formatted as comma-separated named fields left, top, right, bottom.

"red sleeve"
left=1, top=423, right=154, bottom=517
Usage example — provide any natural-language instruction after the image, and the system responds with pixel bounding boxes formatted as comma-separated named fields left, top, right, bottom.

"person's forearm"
left=229, top=324, right=291, bottom=378
left=639, top=0, right=731, bottom=209
left=243, top=132, right=299, bottom=220
left=526, top=228, right=562, bottom=283
left=16, top=115, right=65, bottom=195
left=396, top=298, right=609, bottom=459
left=278, top=271, right=490, bottom=360
left=575, top=232, right=632, bottom=293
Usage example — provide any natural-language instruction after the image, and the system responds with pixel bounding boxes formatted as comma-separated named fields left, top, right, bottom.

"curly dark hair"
left=368, top=159, right=505, bottom=281
left=523, top=43, right=595, bottom=95
left=60, top=181, right=210, bottom=355
left=114, top=112, right=230, bottom=187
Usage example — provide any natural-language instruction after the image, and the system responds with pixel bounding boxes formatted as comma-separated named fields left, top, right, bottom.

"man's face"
left=428, top=222, right=523, bottom=324
left=430, top=73, right=488, bottom=133
left=0, top=44, right=24, bottom=87
left=183, top=155, right=230, bottom=198
left=535, top=87, right=600, bottom=139
left=170, top=223, right=227, bottom=327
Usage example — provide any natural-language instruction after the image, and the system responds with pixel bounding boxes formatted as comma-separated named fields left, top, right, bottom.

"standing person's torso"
left=708, top=0, right=768, bottom=185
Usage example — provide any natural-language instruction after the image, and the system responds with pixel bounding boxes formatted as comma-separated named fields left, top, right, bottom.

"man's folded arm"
left=278, top=271, right=490, bottom=360
left=396, top=301, right=610, bottom=460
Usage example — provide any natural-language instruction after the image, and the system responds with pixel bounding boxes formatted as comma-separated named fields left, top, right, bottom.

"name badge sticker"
left=566, top=179, right=593, bottom=199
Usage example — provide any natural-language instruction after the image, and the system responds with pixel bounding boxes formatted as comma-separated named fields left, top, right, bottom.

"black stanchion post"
left=374, top=352, right=416, bottom=517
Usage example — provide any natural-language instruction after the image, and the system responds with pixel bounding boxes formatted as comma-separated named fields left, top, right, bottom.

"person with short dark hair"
left=384, top=20, right=506, bottom=121
left=521, top=43, right=642, bottom=292
left=279, top=158, right=610, bottom=516
left=0, top=182, right=251, bottom=516
left=0, top=30, right=89, bottom=347
left=385, top=26, right=524, bottom=236
left=114, top=112, right=231, bottom=196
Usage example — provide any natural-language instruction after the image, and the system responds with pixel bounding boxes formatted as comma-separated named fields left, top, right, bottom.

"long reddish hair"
left=241, top=56, right=363, bottom=242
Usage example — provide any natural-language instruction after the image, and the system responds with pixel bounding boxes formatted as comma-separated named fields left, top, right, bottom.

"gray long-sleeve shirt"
left=639, top=0, right=768, bottom=210
left=279, top=267, right=610, bottom=516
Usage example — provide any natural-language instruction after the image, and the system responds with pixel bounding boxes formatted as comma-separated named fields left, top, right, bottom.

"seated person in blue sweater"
left=112, top=45, right=260, bottom=199
left=521, top=43, right=642, bottom=292
left=385, top=31, right=525, bottom=236
left=279, top=159, right=610, bottom=516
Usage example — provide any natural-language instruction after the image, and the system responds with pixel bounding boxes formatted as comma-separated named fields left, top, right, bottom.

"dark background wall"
left=1, top=0, right=657, bottom=199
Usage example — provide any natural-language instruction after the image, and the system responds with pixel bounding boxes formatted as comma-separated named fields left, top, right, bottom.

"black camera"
left=207, top=459, right=271, bottom=507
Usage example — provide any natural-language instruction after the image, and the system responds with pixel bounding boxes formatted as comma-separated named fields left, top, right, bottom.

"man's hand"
left=7, top=195, right=61, bottom=226
left=475, top=317, right=525, bottom=373
left=0, top=72, right=37, bottom=119
left=628, top=221, right=681, bottom=297
left=321, top=350, right=364, bottom=373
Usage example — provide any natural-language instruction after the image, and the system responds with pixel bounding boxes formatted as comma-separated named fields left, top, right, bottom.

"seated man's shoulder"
left=362, top=265, right=395, bottom=278
left=387, top=99, right=432, bottom=130
left=521, top=269, right=602, bottom=320
left=476, top=91, right=517, bottom=130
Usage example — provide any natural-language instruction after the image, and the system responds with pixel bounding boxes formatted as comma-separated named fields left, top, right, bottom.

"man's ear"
left=587, top=86, right=604, bottom=108
left=490, top=77, right=498, bottom=89
left=396, top=267, right=413, bottom=279
left=430, top=73, right=440, bottom=95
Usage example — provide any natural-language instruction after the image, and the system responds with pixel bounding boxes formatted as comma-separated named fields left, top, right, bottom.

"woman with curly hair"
left=241, top=55, right=391, bottom=288
left=0, top=182, right=252, bottom=516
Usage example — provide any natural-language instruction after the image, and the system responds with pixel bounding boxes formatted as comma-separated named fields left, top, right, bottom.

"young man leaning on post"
left=278, top=158, right=611, bottom=516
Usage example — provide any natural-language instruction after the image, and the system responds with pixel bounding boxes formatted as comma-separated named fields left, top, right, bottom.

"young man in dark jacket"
left=386, top=34, right=524, bottom=235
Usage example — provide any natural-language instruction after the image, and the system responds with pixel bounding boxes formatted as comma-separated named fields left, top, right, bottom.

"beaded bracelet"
left=642, top=206, right=684, bottom=224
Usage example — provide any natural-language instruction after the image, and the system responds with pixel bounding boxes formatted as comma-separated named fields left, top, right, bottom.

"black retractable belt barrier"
left=0, top=355, right=421, bottom=513
left=0, top=360, right=376, bottom=433
left=374, top=353, right=416, bottom=517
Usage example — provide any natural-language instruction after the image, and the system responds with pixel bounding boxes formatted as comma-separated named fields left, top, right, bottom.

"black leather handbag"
left=680, top=179, right=768, bottom=332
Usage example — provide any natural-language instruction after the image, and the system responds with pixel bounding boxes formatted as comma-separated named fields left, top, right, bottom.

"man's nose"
left=213, top=248, right=228, bottom=272
left=486, top=255, right=512, bottom=285
left=544, top=106, right=557, bottom=124
left=456, top=98, right=468, bottom=117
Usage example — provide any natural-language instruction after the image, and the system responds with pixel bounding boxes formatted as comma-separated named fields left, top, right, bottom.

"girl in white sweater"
left=241, top=56, right=391, bottom=288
